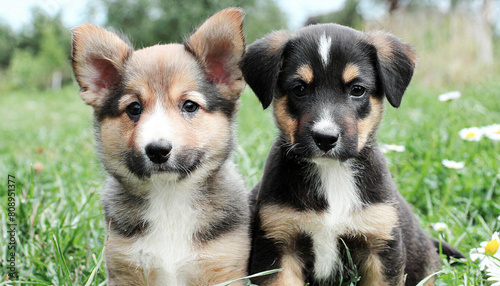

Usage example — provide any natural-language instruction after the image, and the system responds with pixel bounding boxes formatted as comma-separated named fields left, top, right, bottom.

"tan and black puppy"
left=242, top=24, right=463, bottom=286
left=72, top=8, right=250, bottom=286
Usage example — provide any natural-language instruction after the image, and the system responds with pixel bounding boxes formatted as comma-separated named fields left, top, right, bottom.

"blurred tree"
left=6, top=8, right=71, bottom=89
left=0, top=22, right=17, bottom=68
left=244, top=0, right=288, bottom=43
left=17, top=8, right=70, bottom=55
left=38, top=25, right=68, bottom=74
left=100, top=0, right=287, bottom=47
left=305, top=0, right=363, bottom=29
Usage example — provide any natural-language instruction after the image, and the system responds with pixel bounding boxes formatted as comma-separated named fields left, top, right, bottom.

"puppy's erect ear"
left=71, top=24, right=133, bottom=107
left=240, top=31, right=290, bottom=109
left=185, top=8, right=245, bottom=100
left=367, top=31, right=416, bottom=108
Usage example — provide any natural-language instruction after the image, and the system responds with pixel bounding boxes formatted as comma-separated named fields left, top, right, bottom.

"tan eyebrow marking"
left=342, top=63, right=360, bottom=83
left=296, top=64, right=314, bottom=84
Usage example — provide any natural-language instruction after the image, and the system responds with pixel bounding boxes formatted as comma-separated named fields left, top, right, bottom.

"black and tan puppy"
left=72, top=8, right=250, bottom=286
left=242, top=24, right=463, bottom=285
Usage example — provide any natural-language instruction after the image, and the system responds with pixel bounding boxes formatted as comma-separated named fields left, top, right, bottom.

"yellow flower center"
left=485, top=239, right=499, bottom=255
left=495, top=130, right=500, bottom=134
left=466, top=132, right=477, bottom=139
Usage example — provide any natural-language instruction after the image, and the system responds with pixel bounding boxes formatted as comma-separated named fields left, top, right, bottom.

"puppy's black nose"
left=313, top=131, right=339, bottom=152
left=145, top=141, right=172, bottom=164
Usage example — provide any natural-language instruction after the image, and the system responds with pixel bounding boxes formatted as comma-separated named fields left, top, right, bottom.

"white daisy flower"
left=458, top=127, right=483, bottom=141
left=438, top=91, right=461, bottom=102
left=486, top=262, right=500, bottom=286
left=441, top=159, right=465, bottom=169
left=432, top=222, right=449, bottom=232
left=482, top=124, right=500, bottom=141
left=380, top=144, right=405, bottom=153
left=470, top=232, right=500, bottom=271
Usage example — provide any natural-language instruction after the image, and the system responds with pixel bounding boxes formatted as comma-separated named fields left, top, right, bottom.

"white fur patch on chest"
left=318, top=33, right=332, bottom=68
left=131, top=179, right=200, bottom=284
left=310, top=159, right=362, bottom=280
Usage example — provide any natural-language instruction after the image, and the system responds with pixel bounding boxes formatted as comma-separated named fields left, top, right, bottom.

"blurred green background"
left=1, top=0, right=499, bottom=285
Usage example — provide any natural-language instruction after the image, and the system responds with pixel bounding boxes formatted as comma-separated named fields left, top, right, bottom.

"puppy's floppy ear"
left=367, top=31, right=416, bottom=108
left=185, top=8, right=245, bottom=101
left=71, top=24, right=133, bottom=107
left=241, top=31, right=290, bottom=109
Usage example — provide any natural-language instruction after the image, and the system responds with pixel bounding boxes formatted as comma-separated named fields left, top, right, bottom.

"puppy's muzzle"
left=312, top=130, right=339, bottom=152
left=145, top=140, right=172, bottom=164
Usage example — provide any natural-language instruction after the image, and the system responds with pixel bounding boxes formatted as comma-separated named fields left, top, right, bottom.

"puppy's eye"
left=292, top=84, right=307, bottom=97
left=350, top=85, right=366, bottom=97
left=126, top=102, right=142, bottom=119
left=182, top=100, right=199, bottom=113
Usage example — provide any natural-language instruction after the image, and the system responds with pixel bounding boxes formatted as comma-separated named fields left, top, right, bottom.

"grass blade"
left=84, top=245, right=106, bottom=286
left=53, top=233, right=72, bottom=285
left=416, top=269, right=448, bottom=286
left=214, top=269, right=282, bottom=286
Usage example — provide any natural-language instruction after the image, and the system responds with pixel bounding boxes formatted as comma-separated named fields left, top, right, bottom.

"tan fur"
left=342, top=63, right=360, bottom=83
left=273, top=96, right=298, bottom=144
left=268, top=254, right=305, bottom=286
left=195, top=227, right=250, bottom=286
left=106, top=227, right=251, bottom=286
left=72, top=24, right=132, bottom=107
left=261, top=203, right=397, bottom=243
left=72, top=8, right=249, bottom=285
left=358, top=253, right=389, bottom=286
left=354, top=204, right=401, bottom=286
left=265, top=30, right=291, bottom=54
left=367, top=31, right=393, bottom=61
left=367, top=31, right=417, bottom=65
left=186, top=8, right=246, bottom=100
left=100, top=115, right=135, bottom=168
left=125, top=45, right=200, bottom=108
left=105, top=231, right=158, bottom=286
left=260, top=203, right=399, bottom=285
left=96, top=43, right=233, bottom=166
left=259, top=204, right=301, bottom=250
left=345, top=203, right=398, bottom=239
left=357, top=96, right=384, bottom=151
left=297, top=64, right=314, bottom=84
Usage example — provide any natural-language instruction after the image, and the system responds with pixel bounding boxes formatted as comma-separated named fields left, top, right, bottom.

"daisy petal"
left=432, top=222, right=448, bottom=232
left=442, top=159, right=465, bottom=169
left=380, top=144, right=405, bottom=153
left=482, top=124, right=500, bottom=141
left=458, top=127, right=483, bottom=141
left=438, top=91, right=461, bottom=101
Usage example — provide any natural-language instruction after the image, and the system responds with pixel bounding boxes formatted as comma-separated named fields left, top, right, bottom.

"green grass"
left=1, top=77, right=499, bottom=285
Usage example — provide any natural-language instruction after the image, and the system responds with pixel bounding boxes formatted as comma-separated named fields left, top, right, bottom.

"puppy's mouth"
left=125, top=148, right=204, bottom=179
left=283, top=135, right=357, bottom=162
left=313, top=147, right=352, bottom=162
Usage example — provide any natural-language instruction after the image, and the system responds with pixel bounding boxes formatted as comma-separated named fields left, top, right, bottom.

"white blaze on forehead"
left=318, top=33, right=332, bottom=67
left=138, top=102, right=174, bottom=151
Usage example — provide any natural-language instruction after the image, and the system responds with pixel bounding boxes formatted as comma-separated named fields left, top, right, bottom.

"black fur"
left=372, top=33, right=416, bottom=108
left=101, top=179, right=149, bottom=237
left=125, top=147, right=204, bottom=179
left=243, top=23, right=463, bottom=286
left=195, top=202, right=246, bottom=242
left=240, top=31, right=290, bottom=109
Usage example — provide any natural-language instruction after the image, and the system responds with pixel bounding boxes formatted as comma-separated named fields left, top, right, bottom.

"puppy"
left=71, top=8, right=250, bottom=286
left=241, top=24, right=464, bottom=286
